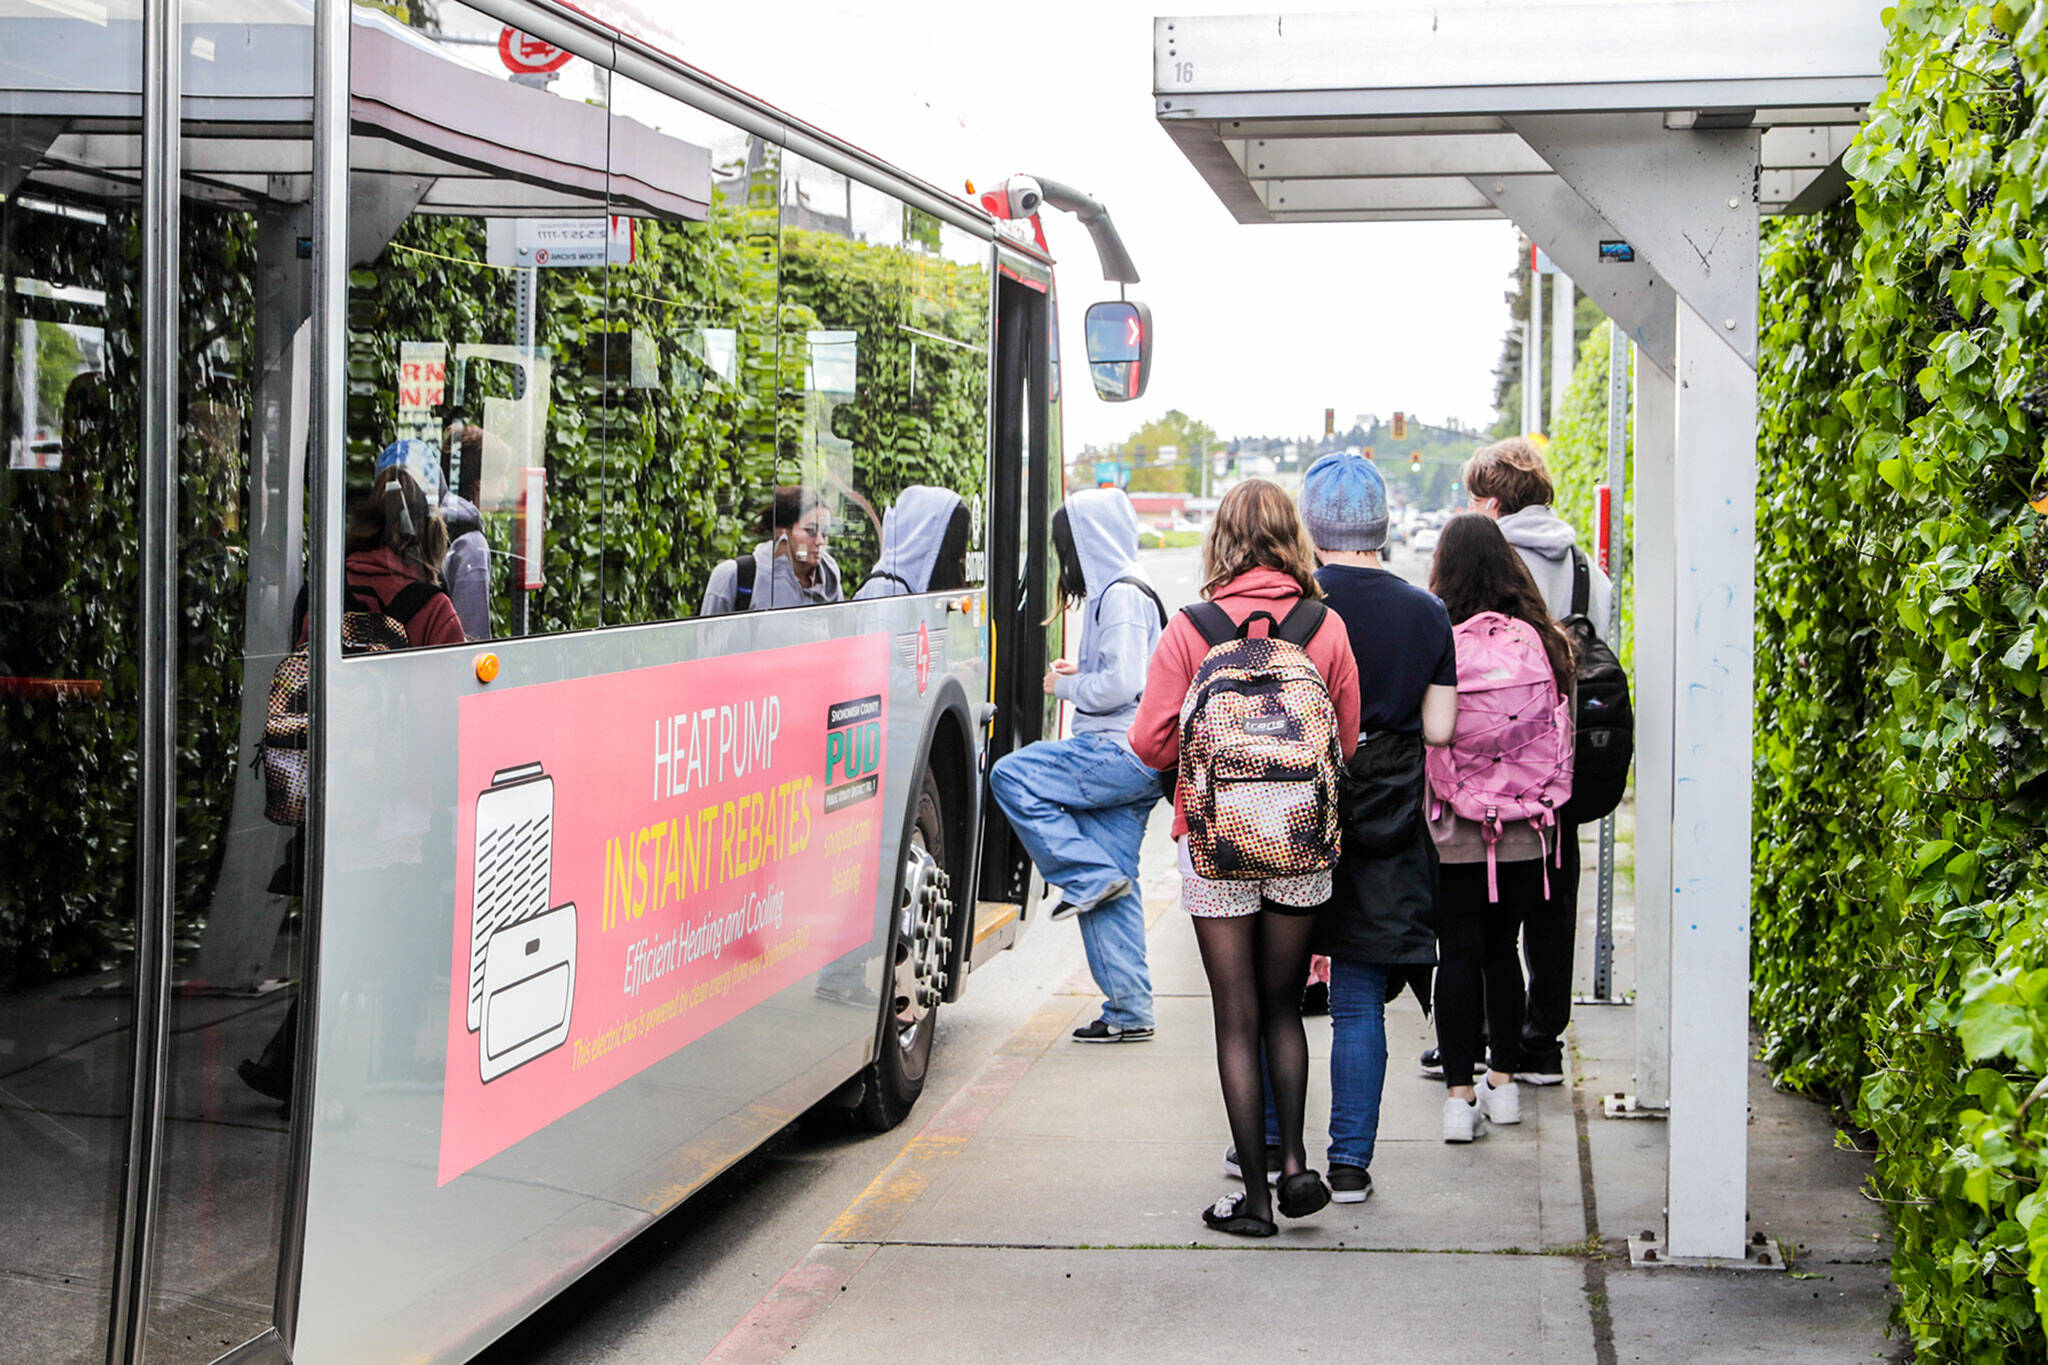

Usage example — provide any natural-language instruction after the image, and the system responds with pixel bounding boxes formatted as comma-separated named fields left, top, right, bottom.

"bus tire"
left=856, top=766, right=952, bottom=1132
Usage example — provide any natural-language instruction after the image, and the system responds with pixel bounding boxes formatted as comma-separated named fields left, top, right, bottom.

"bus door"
left=977, top=261, right=1057, bottom=906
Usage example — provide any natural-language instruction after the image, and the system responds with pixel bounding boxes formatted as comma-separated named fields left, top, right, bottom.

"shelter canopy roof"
left=1154, top=2, right=1887, bottom=223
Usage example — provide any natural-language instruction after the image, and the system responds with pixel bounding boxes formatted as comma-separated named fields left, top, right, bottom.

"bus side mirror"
left=1084, top=300, right=1151, bottom=402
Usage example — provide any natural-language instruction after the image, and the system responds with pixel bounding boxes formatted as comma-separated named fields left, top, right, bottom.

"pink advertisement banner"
left=438, top=635, right=890, bottom=1183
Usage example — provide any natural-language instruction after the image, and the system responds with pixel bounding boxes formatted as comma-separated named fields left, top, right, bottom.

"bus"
left=0, top=3, right=1149, bottom=1360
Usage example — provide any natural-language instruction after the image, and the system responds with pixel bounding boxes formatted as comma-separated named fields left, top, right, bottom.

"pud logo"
left=824, top=694, right=883, bottom=814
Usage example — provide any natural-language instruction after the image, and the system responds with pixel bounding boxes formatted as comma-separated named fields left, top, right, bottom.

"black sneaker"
left=1419, top=1047, right=1444, bottom=1080
left=1071, top=1019, right=1154, bottom=1044
left=1223, top=1143, right=1282, bottom=1184
left=1328, top=1164, right=1373, bottom=1204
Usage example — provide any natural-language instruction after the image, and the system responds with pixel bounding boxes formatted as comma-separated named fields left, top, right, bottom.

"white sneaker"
left=1475, top=1075, right=1521, bottom=1126
left=1442, top=1096, right=1486, bottom=1143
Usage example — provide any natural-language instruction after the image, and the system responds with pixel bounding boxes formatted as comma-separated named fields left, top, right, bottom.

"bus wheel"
left=858, top=768, right=953, bottom=1132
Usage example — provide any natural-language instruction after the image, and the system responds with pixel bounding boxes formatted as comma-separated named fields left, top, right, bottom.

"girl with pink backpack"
left=1425, top=514, right=1576, bottom=1143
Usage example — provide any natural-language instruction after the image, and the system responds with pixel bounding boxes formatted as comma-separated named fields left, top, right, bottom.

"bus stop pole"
left=1586, top=321, right=1629, bottom=1003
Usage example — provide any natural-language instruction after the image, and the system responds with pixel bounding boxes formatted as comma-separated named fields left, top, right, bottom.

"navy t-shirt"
left=1314, top=563, right=1457, bottom=737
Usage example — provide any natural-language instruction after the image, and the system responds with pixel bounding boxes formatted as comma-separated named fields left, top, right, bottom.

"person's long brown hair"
left=346, top=467, right=447, bottom=585
left=1428, top=512, right=1575, bottom=689
left=1200, top=479, right=1321, bottom=601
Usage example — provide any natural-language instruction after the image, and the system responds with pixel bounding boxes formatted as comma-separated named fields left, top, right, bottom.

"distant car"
left=1411, top=526, right=1440, bottom=553
left=1169, top=517, right=1204, bottom=533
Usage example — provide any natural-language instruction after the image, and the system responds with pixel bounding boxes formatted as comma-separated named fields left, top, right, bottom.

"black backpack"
left=1557, top=548, right=1633, bottom=825
left=729, top=554, right=759, bottom=609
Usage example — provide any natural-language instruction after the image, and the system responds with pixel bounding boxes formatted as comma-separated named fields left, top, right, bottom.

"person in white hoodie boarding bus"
left=1416, top=437, right=1617, bottom=1089
left=989, top=488, right=1167, bottom=1043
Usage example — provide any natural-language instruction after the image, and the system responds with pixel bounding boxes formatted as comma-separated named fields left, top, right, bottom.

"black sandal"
left=1278, top=1170, right=1331, bottom=1219
left=1202, top=1192, right=1277, bottom=1238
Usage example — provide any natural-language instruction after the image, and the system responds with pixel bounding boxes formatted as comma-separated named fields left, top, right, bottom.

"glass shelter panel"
left=600, top=75, right=779, bottom=626
left=139, top=0, right=320, bottom=1355
left=0, top=12, right=144, bottom=1361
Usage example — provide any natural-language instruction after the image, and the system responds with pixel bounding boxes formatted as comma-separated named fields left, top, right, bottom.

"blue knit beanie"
left=1300, top=453, right=1388, bottom=552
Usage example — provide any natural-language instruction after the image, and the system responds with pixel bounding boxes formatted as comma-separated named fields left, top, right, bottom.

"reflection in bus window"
left=853, top=485, right=971, bottom=598
left=600, top=76, right=781, bottom=627
left=346, top=1, right=619, bottom=640
left=700, top=484, right=844, bottom=613
left=775, top=156, right=991, bottom=603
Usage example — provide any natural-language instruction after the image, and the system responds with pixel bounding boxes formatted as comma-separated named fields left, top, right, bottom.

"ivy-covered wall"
left=1751, top=0, right=2048, bottom=1354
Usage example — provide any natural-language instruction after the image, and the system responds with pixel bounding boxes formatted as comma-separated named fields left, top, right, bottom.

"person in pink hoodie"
left=1129, top=479, right=1360, bottom=1237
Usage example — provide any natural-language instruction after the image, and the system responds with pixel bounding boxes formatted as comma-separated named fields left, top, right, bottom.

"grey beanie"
left=1300, top=453, right=1389, bottom=552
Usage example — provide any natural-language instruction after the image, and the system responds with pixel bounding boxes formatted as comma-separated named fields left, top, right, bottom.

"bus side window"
left=777, top=159, right=992, bottom=607
left=603, top=78, right=783, bottom=625
left=344, top=22, right=613, bottom=642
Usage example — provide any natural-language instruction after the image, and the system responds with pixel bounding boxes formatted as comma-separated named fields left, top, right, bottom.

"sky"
left=589, top=0, right=1521, bottom=453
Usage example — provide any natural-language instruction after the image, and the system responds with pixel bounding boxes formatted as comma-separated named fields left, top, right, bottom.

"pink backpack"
left=1426, top=611, right=1573, bottom=900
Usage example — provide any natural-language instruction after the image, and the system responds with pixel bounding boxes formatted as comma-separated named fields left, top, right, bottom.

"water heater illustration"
left=469, top=762, right=576, bottom=1081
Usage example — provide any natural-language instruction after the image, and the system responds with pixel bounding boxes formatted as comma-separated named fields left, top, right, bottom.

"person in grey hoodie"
left=700, top=485, right=844, bottom=614
left=852, top=486, right=971, bottom=599
left=1458, top=436, right=1612, bottom=1087
left=988, top=487, right=1166, bottom=1043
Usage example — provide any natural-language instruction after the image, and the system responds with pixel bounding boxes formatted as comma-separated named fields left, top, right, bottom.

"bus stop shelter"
left=1153, top=0, right=1886, bottom=1261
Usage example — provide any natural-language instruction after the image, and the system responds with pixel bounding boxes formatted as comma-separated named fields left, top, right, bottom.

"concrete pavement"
left=696, top=807, right=1902, bottom=1364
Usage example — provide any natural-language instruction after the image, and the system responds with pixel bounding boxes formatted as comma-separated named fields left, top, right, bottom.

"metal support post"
left=108, top=0, right=180, bottom=1351
left=1665, top=297, right=1757, bottom=1260
left=1631, top=357, right=1676, bottom=1114
left=1585, top=321, right=1629, bottom=1003
left=1550, top=271, right=1575, bottom=434
left=1524, top=258, right=1543, bottom=435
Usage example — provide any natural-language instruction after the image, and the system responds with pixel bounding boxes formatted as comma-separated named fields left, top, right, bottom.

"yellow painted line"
left=823, top=992, right=1080, bottom=1245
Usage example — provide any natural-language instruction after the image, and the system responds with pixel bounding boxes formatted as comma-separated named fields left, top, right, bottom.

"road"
left=477, top=542, right=1430, bottom=1363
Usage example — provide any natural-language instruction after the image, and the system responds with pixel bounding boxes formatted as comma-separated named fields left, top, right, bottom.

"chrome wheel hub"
left=893, top=839, right=954, bottom=1043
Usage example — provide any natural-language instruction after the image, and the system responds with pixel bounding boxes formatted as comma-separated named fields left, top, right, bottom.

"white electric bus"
left=0, top=3, right=1151, bottom=1360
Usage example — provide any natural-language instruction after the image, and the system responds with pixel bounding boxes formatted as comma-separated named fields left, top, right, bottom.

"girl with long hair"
left=1425, top=513, right=1575, bottom=1143
left=1129, top=479, right=1361, bottom=1235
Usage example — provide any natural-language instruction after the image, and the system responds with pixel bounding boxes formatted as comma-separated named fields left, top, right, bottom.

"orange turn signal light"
left=474, top=652, right=500, bottom=683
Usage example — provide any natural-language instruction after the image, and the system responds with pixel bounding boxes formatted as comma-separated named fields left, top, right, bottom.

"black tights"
left=1191, top=907, right=1318, bottom=1222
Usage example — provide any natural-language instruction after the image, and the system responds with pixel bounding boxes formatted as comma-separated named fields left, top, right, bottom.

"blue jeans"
left=1266, top=957, right=1390, bottom=1169
left=989, top=732, right=1160, bottom=1029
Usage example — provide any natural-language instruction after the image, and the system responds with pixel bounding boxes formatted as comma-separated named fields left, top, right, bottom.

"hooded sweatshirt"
left=853, top=486, right=963, bottom=599
left=1497, top=504, right=1611, bottom=641
left=1052, top=488, right=1163, bottom=741
left=296, top=545, right=466, bottom=649
left=700, top=538, right=844, bottom=615
left=438, top=491, right=490, bottom=639
left=1128, top=566, right=1362, bottom=839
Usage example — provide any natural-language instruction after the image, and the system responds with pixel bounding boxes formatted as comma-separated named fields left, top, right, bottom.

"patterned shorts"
left=1176, top=837, right=1331, bottom=919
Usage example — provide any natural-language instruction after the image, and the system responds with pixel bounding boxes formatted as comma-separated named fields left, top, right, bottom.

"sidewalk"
left=708, top=817, right=1903, bottom=1363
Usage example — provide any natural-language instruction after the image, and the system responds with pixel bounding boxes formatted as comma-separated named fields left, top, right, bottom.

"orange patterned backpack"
left=1176, top=600, right=1342, bottom=881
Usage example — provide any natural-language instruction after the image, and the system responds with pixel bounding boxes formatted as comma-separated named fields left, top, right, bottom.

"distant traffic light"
left=1324, top=407, right=1335, bottom=438
left=1361, top=446, right=1374, bottom=459
left=1392, top=411, right=1407, bottom=441
left=1410, top=453, right=1421, bottom=474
